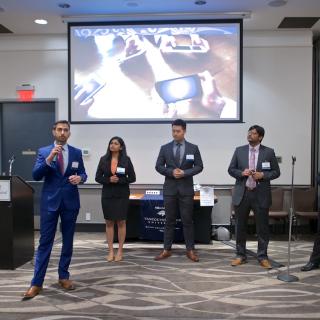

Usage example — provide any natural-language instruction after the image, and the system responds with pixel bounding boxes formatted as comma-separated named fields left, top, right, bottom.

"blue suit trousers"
left=31, top=201, right=78, bottom=286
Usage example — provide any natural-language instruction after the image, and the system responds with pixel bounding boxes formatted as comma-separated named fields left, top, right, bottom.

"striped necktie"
left=57, top=148, right=64, bottom=175
left=246, top=147, right=256, bottom=189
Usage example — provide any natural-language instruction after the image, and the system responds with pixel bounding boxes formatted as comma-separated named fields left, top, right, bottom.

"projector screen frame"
left=68, top=19, right=243, bottom=124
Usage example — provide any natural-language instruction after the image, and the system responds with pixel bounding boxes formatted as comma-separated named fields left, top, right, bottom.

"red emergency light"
left=16, top=85, right=35, bottom=102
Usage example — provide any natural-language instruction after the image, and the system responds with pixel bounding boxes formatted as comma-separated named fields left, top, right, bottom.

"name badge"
left=116, top=167, right=125, bottom=175
left=186, top=154, right=194, bottom=161
left=262, top=162, right=271, bottom=170
left=71, top=161, right=79, bottom=169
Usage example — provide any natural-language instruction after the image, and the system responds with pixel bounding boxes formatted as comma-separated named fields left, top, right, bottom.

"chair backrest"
left=270, top=187, right=284, bottom=211
left=293, top=187, right=317, bottom=212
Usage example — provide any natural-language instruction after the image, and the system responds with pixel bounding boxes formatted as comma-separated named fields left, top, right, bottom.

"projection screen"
left=68, top=19, right=242, bottom=123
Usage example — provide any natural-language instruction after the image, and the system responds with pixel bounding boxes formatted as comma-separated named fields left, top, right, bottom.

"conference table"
left=123, top=192, right=215, bottom=244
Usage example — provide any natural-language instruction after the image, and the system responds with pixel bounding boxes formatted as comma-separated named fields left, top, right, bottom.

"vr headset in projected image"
left=68, top=19, right=243, bottom=123
left=155, top=75, right=202, bottom=104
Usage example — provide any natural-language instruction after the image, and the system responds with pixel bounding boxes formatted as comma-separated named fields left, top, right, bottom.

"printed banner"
left=140, top=194, right=183, bottom=241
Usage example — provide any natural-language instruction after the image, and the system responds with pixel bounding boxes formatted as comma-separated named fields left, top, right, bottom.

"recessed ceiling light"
left=195, top=0, right=207, bottom=5
left=58, top=3, right=71, bottom=9
left=268, top=0, right=287, bottom=7
left=34, top=19, right=48, bottom=25
left=125, top=1, right=139, bottom=7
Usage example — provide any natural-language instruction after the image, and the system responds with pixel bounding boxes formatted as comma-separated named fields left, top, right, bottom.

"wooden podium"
left=0, top=176, right=34, bottom=269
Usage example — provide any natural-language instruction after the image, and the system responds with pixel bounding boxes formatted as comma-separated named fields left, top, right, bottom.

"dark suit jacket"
left=228, top=144, right=280, bottom=208
left=32, top=144, right=87, bottom=212
left=155, top=140, right=203, bottom=196
left=95, top=155, right=136, bottom=198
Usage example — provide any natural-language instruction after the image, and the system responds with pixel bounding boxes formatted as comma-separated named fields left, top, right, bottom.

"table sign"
left=0, top=180, right=11, bottom=201
left=200, top=186, right=215, bottom=207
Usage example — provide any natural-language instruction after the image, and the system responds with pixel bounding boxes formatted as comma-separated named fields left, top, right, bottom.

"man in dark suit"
left=228, top=125, right=280, bottom=269
left=301, top=215, right=320, bottom=271
left=154, top=119, right=203, bottom=262
left=23, top=120, right=87, bottom=299
left=301, top=174, right=320, bottom=271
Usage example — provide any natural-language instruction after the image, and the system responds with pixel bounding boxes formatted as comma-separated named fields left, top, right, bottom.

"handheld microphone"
left=291, top=156, right=296, bottom=165
left=52, top=142, right=63, bottom=162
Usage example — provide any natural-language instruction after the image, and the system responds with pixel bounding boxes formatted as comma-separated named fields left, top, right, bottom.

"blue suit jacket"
left=155, top=140, right=203, bottom=196
left=33, top=144, right=87, bottom=212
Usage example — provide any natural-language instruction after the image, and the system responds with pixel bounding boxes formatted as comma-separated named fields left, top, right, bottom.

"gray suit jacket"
left=155, top=140, right=203, bottom=196
left=228, top=144, right=280, bottom=208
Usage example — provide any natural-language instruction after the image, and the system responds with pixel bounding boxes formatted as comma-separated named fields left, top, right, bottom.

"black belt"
left=245, top=187, right=256, bottom=191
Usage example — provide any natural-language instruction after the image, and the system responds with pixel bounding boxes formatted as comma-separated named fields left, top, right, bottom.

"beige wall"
left=0, top=30, right=313, bottom=187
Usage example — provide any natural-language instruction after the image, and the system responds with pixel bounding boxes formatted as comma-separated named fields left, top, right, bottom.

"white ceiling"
left=0, top=0, right=320, bottom=35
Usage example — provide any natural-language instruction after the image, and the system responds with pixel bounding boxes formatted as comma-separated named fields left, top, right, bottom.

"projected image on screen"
left=69, top=20, right=242, bottom=123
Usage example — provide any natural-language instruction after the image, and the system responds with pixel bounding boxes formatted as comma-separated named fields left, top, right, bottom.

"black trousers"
left=163, top=195, right=194, bottom=251
left=234, top=189, right=269, bottom=261
left=310, top=213, right=320, bottom=264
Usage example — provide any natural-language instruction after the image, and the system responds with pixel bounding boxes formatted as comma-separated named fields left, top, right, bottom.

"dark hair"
left=172, top=118, right=186, bottom=130
left=106, top=136, right=127, bottom=160
left=249, top=125, right=265, bottom=138
left=53, top=120, right=70, bottom=130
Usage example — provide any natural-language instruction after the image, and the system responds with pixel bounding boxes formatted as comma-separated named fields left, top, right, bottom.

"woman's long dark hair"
left=105, top=136, right=127, bottom=160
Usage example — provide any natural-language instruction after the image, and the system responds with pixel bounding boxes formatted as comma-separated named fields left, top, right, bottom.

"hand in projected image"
left=198, top=70, right=226, bottom=118
left=104, top=34, right=146, bottom=63
left=142, top=36, right=181, bottom=79
left=159, top=34, right=210, bottom=53
left=125, top=35, right=145, bottom=58
left=74, top=85, right=95, bottom=107
left=190, top=34, right=210, bottom=51
left=73, top=85, right=95, bottom=118
left=150, top=86, right=190, bottom=118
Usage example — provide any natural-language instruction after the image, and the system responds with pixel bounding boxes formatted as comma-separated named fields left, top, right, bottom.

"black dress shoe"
left=301, top=261, right=319, bottom=272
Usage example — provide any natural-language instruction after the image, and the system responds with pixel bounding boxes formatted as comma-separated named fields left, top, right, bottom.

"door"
left=0, top=101, right=55, bottom=181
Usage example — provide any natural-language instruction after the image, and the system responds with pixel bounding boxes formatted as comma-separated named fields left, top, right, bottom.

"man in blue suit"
left=23, top=120, right=87, bottom=299
left=155, top=119, right=203, bottom=262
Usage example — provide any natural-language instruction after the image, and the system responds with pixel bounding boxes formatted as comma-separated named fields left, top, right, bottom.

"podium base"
left=277, top=273, right=299, bottom=282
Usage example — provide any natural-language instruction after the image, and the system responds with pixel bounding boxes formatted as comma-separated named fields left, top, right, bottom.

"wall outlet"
left=85, top=212, right=91, bottom=221
left=82, top=148, right=90, bottom=157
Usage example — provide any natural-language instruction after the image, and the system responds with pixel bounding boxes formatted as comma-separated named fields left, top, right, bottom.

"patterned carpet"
left=0, top=232, right=319, bottom=320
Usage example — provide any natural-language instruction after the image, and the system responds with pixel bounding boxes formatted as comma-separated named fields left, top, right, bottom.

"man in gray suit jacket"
left=155, top=119, right=203, bottom=262
left=228, top=125, right=280, bottom=269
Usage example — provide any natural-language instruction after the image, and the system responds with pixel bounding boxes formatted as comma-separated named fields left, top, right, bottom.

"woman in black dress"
left=95, top=137, right=136, bottom=262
